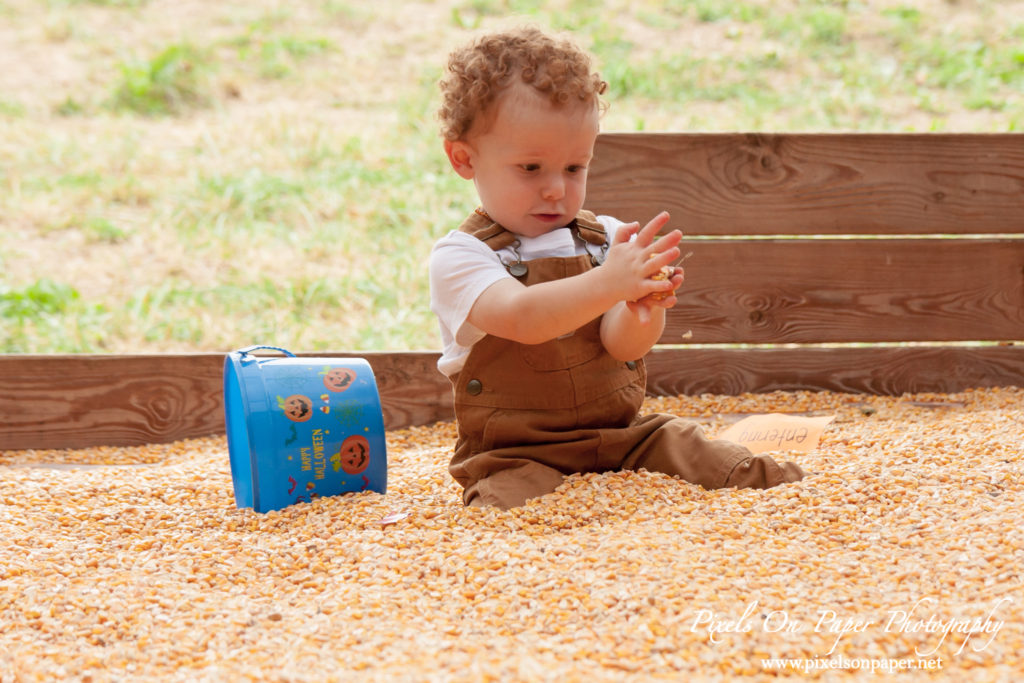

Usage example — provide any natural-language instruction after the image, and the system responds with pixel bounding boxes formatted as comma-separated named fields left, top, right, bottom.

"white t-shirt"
left=429, top=215, right=627, bottom=377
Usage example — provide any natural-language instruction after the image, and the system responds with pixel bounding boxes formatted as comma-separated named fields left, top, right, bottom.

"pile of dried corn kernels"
left=1, top=388, right=1022, bottom=682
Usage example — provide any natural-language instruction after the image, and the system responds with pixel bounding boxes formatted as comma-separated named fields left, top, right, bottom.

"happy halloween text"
left=300, top=429, right=327, bottom=480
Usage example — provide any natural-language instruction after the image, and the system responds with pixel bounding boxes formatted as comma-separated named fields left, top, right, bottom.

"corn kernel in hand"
left=649, top=262, right=676, bottom=301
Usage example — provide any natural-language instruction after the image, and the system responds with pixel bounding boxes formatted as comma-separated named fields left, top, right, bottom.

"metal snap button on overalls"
left=466, top=379, right=483, bottom=395
left=502, top=239, right=528, bottom=277
left=626, top=361, right=637, bottom=370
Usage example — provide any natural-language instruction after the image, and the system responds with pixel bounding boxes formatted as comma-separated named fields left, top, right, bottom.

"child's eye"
left=567, top=165, right=585, bottom=173
left=520, top=164, right=540, bottom=172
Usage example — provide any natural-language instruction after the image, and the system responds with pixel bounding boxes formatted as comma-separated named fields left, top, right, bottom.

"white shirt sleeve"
left=429, top=231, right=511, bottom=376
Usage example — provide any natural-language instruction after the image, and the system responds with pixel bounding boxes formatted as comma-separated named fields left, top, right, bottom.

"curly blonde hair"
left=438, top=26, right=607, bottom=141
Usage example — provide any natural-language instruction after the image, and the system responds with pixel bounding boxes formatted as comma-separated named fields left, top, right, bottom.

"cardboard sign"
left=716, top=414, right=835, bottom=454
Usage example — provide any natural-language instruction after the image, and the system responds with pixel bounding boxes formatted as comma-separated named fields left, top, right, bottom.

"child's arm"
left=466, top=212, right=681, bottom=348
left=599, top=279, right=683, bottom=361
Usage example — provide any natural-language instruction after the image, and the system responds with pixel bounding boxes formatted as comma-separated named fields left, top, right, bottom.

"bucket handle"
left=235, top=345, right=295, bottom=358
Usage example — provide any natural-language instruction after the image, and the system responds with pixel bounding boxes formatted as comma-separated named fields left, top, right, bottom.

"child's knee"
left=464, top=461, right=567, bottom=510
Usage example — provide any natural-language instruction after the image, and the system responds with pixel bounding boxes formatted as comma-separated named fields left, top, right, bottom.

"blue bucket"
left=223, top=345, right=387, bottom=513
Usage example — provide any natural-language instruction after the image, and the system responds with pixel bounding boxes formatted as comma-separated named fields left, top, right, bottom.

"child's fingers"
left=643, top=232, right=682, bottom=271
left=642, top=266, right=684, bottom=302
left=612, top=221, right=640, bottom=245
left=648, top=292, right=678, bottom=309
left=670, top=267, right=685, bottom=287
left=644, top=245, right=681, bottom=275
left=636, top=211, right=671, bottom=246
left=625, top=299, right=652, bottom=324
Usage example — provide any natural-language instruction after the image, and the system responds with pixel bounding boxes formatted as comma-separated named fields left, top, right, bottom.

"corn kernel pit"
left=1, top=388, right=1022, bottom=681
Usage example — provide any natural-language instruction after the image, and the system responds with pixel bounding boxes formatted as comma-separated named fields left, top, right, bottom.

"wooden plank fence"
left=2, top=133, right=1022, bottom=451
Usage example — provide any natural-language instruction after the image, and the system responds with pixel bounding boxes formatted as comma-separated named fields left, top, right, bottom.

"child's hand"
left=604, top=211, right=682, bottom=310
left=626, top=266, right=685, bottom=323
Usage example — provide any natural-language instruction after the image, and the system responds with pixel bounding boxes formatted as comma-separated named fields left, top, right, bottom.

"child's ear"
left=444, top=139, right=475, bottom=180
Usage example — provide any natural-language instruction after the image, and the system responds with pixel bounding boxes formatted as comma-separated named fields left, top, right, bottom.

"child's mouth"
left=533, top=213, right=562, bottom=223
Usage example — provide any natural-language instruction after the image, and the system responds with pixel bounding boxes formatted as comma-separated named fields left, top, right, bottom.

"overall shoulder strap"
left=458, top=209, right=608, bottom=252
left=457, top=210, right=518, bottom=251
left=572, top=210, right=608, bottom=247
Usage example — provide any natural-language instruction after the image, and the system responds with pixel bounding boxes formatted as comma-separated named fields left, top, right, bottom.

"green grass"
left=225, top=25, right=332, bottom=80
left=109, top=43, right=216, bottom=116
left=0, top=279, right=111, bottom=353
left=1, top=0, right=1022, bottom=354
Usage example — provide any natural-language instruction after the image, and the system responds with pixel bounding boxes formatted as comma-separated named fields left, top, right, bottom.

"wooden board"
left=0, top=352, right=453, bottom=452
left=645, top=345, right=1024, bottom=396
left=3, top=347, right=1021, bottom=450
left=587, top=133, right=1024, bottom=236
left=659, top=237, right=1024, bottom=344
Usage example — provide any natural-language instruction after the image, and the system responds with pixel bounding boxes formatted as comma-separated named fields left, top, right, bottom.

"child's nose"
left=541, top=174, right=565, bottom=201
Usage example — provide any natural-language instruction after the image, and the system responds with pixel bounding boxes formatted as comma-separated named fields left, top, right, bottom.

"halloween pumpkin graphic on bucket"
left=333, top=434, right=371, bottom=475
left=321, top=366, right=357, bottom=393
left=278, top=394, right=313, bottom=422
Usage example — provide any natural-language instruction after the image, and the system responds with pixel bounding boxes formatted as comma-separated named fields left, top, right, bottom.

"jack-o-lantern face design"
left=322, top=367, right=356, bottom=393
left=279, top=394, right=313, bottom=422
left=336, top=435, right=370, bottom=474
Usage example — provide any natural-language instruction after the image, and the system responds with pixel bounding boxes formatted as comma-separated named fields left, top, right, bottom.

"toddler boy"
left=430, top=26, right=805, bottom=509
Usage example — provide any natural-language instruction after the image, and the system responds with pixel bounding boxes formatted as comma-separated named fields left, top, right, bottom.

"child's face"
left=446, top=86, right=600, bottom=238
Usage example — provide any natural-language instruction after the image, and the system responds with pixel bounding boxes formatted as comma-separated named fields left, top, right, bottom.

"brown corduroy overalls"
left=447, top=210, right=805, bottom=509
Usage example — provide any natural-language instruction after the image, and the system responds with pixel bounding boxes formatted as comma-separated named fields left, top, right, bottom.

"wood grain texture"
left=587, top=133, right=1024, bottom=235
left=3, top=347, right=1020, bottom=450
left=0, top=352, right=453, bottom=451
left=352, top=351, right=454, bottom=431
left=644, top=345, right=1024, bottom=396
left=660, top=237, right=1024, bottom=344
left=0, top=354, right=224, bottom=451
